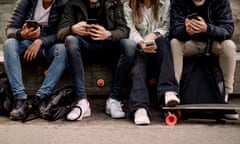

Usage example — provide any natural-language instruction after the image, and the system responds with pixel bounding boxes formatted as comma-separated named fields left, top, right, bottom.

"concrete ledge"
left=0, top=51, right=239, bottom=95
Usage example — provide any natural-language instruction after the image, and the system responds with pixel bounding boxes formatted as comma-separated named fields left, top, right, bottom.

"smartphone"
left=187, top=13, right=199, bottom=20
left=144, top=40, right=156, bottom=47
left=26, top=20, right=39, bottom=30
left=86, top=19, right=98, bottom=24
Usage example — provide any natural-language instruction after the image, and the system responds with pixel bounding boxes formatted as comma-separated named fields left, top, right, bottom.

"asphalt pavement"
left=1, top=98, right=240, bottom=144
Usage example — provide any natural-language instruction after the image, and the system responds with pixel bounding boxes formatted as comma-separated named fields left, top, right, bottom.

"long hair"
left=129, top=0, right=160, bottom=24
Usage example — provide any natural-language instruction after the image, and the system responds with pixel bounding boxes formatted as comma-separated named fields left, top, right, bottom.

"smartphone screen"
left=26, top=20, right=39, bottom=30
left=86, top=19, right=98, bottom=24
left=187, top=13, right=199, bottom=20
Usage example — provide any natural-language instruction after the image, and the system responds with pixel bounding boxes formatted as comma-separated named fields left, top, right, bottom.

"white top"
left=33, top=0, right=53, bottom=26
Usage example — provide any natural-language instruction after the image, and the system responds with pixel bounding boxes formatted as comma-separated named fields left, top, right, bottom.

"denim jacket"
left=5, top=0, right=67, bottom=48
left=123, top=0, right=170, bottom=43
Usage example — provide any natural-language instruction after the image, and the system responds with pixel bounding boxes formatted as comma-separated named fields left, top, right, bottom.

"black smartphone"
left=26, top=20, right=39, bottom=30
left=187, top=13, right=199, bottom=20
left=86, top=19, right=98, bottom=24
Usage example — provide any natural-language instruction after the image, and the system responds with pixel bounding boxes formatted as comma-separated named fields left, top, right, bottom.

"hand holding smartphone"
left=26, top=20, right=39, bottom=30
left=144, top=40, right=156, bottom=47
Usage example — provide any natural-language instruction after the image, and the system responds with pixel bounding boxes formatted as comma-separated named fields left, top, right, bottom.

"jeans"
left=3, top=38, right=67, bottom=99
left=65, top=35, right=136, bottom=101
left=171, top=39, right=236, bottom=94
left=128, top=37, right=178, bottom=117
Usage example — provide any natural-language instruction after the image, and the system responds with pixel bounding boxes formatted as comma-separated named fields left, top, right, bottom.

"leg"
left=3, top=38, right=31, bottom=120
left=65, top=35, right=91, bottom=121
left=128, top=50, right=151, bottom=124
left=170, top=39, right=205, bottom=83
left=109, top=39, right=136, bottom=100
left=212, top=40, right=236, bottom=95
left=106, top=39, right=136, bottom=118
left=3, top=38, right=30, bottom=99
left=36, top=43, right=67, bottom=97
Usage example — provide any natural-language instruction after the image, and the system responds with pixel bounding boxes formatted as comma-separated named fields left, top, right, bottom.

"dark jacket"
left=57, top=0, right=129, bottom=42
left=170, top=0, right=234, bottom=42
left=6, top=0, right=67, bottom=47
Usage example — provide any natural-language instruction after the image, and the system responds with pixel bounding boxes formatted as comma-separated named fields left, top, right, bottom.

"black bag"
left=179, top=54, right=225, bottom=104
left=0, top=72, right=13, bottom=116
left=23, top=86, right=74, bottom=122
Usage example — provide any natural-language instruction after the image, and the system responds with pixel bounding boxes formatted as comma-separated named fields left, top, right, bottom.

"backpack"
left=23, top=85, right=74, bottom=122
left=0, top=72, right=13, bottom=116
left=179, top=54, right=225, bottom=104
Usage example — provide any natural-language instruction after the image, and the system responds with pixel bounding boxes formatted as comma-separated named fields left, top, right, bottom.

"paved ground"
left=1, top=97, right=240, bottom=144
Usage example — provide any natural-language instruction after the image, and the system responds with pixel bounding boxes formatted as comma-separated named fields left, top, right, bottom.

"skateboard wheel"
left=165, top=114, right=177, bottom=126
left=43, top=70, right=48, bottom=76
left=97, top=79, right=105, bottom=87
left=149, top=78, right=157, bottom=86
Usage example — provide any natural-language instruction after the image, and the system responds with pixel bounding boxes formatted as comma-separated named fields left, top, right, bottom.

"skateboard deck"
left=162, top=103, right=240, bottom=110
left=161, top=103, right=240, bottom=126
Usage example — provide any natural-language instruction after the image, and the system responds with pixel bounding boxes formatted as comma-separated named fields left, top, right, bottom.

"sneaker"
left=223, top=110, right=239, bottom=120
left=134, top=108, right=150, bottom=125
left=105, top=98, right=125, bottom=118
left=165, top=91, right=180, bottom=107
left=66, top=99, right=91, bottom=121
left=10, top=99, right=28, bottom=120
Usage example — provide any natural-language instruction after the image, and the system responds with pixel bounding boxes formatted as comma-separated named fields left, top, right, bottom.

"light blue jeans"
left=3, top=38, right=67, bottom=99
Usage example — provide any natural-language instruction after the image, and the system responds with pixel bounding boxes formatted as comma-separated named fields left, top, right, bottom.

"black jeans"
left=128, top=37, right=178, bottom=118
left=65, top=35, right=136, bottom=101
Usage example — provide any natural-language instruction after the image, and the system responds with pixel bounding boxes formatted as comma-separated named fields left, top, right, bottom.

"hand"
left=138, top=41, right=157, bottom=53
left=185, top=16, right=207, bottom=35
left=88, top=25, right=110, bottom=41
left=21, top=23, right=41, bottom=39
left=144, top=33, right=159, bottom=41
left=71, top=21, right=89, bottom=36
left=23, top=39, right=42, bottom=61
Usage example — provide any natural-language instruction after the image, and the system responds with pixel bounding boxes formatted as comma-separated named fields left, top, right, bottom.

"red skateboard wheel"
left=165, top=114, right=177, bottom=126
left=97, top=79, right=105, bottom=87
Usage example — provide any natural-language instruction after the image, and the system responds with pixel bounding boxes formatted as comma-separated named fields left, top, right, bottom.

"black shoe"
left=9, top=99, right=28, bottom=120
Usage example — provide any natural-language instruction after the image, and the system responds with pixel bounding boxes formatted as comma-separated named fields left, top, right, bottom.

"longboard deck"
left=162, top=104, right=240, bottom=110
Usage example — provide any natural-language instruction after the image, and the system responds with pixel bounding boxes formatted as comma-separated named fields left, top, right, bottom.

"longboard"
left=161, top=103, right=240, bottom=126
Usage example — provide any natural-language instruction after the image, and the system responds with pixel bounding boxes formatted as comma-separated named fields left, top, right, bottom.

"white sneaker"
left=134, top=108, right=150, bottom=125
left=105, top=98, right=125, bottom=118
left=165, top=91, right=180, bottom=107
left=66, top=99, right=91, bottom=121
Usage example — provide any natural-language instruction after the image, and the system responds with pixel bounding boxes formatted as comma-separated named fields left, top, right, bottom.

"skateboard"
left=161, top=104, right=240, bottom=126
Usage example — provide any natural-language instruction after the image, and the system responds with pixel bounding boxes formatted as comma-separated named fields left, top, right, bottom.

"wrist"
left=106, top=31, right=112, bottom=40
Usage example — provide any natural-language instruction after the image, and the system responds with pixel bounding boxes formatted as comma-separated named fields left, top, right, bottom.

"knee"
left=3, top=38, right=18, bottom=54
left=119, top=39, right=137, bottom=57
left=170, top=38, right=183, bottom=53
left=54, top=43, right=67, bottom=59
left=65, top=35, right=79, bottom=53
left=221, top=40, right=236, bottom=55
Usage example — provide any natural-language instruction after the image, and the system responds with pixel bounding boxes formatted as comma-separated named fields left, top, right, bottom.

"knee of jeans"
left=65, top=35, right=80, bottom=53
left=3, top=38, right=19, bottom=54
left=54, top=44, right=67, bottom=58
left=119, top=39, right=137, bottom=57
